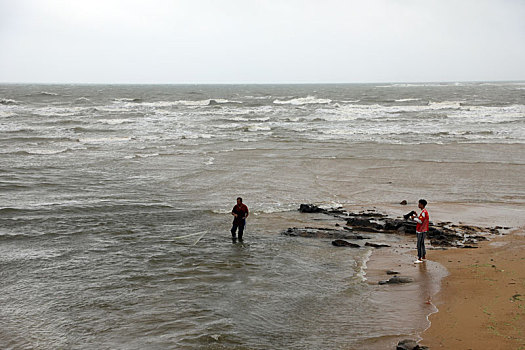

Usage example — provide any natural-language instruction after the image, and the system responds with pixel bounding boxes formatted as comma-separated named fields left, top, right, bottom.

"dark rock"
left=386, top=270, right=399, bottom=275
left=380, top=276, right=414, bottom=285
left=396, top=339, right=429, bottom=350
left=299, top=204, right=326, bottom=213
left=461, top=245, right=478, bottom=249
left=208, top=99, right=219, bottom=105
left=400, top=200, right=407, bottom=205
left=327, top=208, right=346, bottom=215
left=400, top=222, right=417, bottom=234
left=282, top=227, right=354, bottom=240
left=347, top=211, right=387, bottom=218
left=346, top=217, right=374, bottom=227
left=384, top=219, right=403, bottom=231
left=332, top=240, right=360, bottom=248
left=365, top=242, right=391, bottom=248
left=430, top=238, right=455, bottom=247
left=468, top=235, right=487, bottom=241
left=397, top=339, right=417, bottom=350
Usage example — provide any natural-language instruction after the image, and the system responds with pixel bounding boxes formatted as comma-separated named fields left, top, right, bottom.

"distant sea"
left=1, top=83, right=524, bottom=349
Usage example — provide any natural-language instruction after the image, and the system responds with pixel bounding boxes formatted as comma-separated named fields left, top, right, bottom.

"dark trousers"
left=416, top=231, right=426, bottom=259
left=231, top=220, right=245, bottom=240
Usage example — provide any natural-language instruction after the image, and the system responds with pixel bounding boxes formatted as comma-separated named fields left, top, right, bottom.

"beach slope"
left=423, top=229, right=525, bottom=349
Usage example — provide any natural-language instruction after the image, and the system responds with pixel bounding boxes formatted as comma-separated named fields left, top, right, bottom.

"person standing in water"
left=410, top=199, right=429, bottom=263
left=231, top=197, right=249, bottom=241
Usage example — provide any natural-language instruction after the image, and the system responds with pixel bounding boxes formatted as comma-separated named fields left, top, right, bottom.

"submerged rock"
left=282, top=227, right=354, bottom=240
left=332, top=240, right=360, bottom=248
left=365, top=242, right=391, bottom=248
left=379, top=276, right=414, bottom=285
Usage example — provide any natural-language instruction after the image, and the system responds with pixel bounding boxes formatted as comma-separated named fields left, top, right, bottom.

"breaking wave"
left=273, top=96, right=332, bottom=105
left=0, top=98, right=18, bottom=105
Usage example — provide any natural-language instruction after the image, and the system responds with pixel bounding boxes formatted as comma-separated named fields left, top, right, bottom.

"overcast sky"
left=1, top=0, right=524, bottom=84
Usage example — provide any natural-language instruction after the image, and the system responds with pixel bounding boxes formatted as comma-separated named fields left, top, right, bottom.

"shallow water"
left=0, top=83, right=524, bottom=349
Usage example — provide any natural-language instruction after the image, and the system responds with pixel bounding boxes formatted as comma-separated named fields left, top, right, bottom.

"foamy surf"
left=273, top=95, right=332, bottom=105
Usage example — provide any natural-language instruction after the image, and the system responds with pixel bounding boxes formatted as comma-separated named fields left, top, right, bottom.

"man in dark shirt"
left=231, top=197, right=249, bottom=241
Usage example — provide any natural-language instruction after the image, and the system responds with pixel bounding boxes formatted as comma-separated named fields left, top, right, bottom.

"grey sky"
left=1, top=0, right=524, bottom=83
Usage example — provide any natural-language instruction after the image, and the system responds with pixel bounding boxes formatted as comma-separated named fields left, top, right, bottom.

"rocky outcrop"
left=281, top=204, right=502, bottom=249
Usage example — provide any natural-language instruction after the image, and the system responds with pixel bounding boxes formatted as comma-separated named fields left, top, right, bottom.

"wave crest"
left=274, top=96, right=332, bottom=105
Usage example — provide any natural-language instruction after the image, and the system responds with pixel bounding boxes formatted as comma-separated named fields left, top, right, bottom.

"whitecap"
left=134, top=153, right=160, bottom=158
left=74, top=97, right=92, bottom=103
left=137, top=99, right=235, bottom=108
left=0, top=98, right=18, bottom=105
left=427, top=100, right=463, bottom=109
left=181, top=133, right=213, bottom=139
left=113, top=98, right=142, bottom=103
left=273, top=96, right=332, bottom=105
left=99, top=119, right=134, bottom=125
left=395, top=98, right=421, bottom=102
left=78, top=136, right=132, bottom=143
left=247, top=125, right=272, bottom=132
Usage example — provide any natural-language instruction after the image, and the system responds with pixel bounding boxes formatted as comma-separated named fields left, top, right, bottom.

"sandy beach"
left=422, top=228, right=525, bottom=349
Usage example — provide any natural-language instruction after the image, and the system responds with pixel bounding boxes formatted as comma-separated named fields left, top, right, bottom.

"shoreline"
left=360, top=234, right=448, bottom=349
left=258, top=201, right=524, bottom=349
left=341, top=202, right=525, bottom=349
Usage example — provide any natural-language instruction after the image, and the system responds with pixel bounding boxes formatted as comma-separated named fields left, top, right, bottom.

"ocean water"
left=0, top=83, right=524, bottom=349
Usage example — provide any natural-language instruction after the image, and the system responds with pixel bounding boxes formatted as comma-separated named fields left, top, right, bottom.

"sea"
left=1, top=82, right=524, bottom=349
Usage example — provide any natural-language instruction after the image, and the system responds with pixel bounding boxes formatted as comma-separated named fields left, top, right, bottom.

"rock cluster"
left=284, top=204, right=503, bottom=249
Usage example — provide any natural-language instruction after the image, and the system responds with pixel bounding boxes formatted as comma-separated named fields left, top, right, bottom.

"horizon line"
left=1, top=79, right=525, bottom=85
